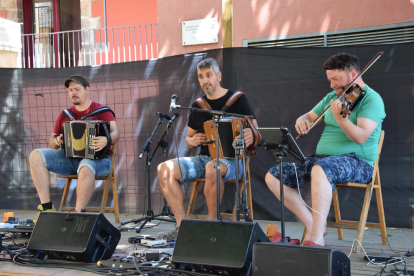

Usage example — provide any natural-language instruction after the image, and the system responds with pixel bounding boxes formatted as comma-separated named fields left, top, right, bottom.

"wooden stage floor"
left=1, top=210, right=413, bottom=276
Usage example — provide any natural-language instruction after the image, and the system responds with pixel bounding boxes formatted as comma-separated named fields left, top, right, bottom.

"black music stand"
left=258, top=127, right=306, bottom=243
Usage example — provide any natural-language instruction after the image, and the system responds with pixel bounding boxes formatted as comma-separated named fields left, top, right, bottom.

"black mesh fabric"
left=0, top=44, right=413, bottom=227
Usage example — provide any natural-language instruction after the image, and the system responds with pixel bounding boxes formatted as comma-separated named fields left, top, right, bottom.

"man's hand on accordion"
left=235, top=128, right=253, bottom=147
left=90, top=136, right=109, bottom=152
left=55, top=134, right=63, bottom=147
left=189, top=133, right=207, bottom=148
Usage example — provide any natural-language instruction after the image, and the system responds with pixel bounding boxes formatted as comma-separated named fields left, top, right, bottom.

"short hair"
left=197, top=58, right=220, bottom=74
left=322, top=52, right=360, bottom=73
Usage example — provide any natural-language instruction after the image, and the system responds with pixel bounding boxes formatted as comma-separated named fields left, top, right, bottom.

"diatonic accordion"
left=203, top=116, right=260, bottom=159
left=62, top=120, right=111, bottom=160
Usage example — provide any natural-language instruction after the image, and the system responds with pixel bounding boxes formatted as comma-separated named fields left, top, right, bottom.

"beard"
left=203, top=83, right=217, bottom=95
left=72, top=96, right=81, bottom=105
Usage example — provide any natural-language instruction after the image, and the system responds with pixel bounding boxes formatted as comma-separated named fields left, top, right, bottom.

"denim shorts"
left=35, top=148, right=112, bottom=177
left=171, top=155, right=243, bottom=185
left=267, top=153, right=373, bottom=192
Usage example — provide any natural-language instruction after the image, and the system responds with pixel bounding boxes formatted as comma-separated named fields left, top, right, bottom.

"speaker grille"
left=253, top=243, right=332, bottom=276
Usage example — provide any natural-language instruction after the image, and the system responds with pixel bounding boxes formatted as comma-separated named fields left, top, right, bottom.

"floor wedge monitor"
left=172, top=219, right=270, bottom=276
left=253, top=242, right=350, bottom=276
left=27, top=212, right=120, bottom=262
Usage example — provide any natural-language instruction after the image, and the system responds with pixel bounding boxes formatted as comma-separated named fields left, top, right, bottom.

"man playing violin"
left=157, top=58, right=259, bottom=241
left=265, top=52, right=385, bottom=246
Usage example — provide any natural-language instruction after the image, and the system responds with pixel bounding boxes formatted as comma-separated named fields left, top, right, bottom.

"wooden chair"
left=58, top=142, right=120, bottom=223
left=186, top=159, right=253, bottom=221
left=327, top=130, right=386, bottom=252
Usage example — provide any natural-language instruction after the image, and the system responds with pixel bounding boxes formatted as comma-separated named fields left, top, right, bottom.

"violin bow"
left=296, top=51, right=383, bottom=139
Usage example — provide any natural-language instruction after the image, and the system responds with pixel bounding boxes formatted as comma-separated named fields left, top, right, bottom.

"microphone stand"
left=232, top=125, right=252, bottom=222
left=172, top=104, right=246, bottom=221
left=120, top=115, right=177, bottom=232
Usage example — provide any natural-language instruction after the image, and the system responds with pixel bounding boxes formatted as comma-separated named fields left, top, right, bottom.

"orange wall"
left=92, top=0, right=157, bottom=28
left=157, top=0, right=414, bottom=57
left=91, top=0, right=157, bottom=63
left=233, top=0, right=414, bottom=47
left=0, top=10, right=7, bottom=19
left=157, top=0, right=222, bottom=58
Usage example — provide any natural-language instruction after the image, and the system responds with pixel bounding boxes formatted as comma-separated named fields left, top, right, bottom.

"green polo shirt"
left=312, top=85, right=385, bottom=166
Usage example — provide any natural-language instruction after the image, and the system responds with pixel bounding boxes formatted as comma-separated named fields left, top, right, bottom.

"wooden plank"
left=222, top=0, right=233, bottom=48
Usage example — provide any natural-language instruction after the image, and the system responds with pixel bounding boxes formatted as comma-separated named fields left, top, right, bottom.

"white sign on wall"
left=182, top=18, right=219, bottom=46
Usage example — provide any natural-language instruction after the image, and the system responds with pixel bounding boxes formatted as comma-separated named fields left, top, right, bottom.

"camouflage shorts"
left=267, top=153, right=373, bottom=192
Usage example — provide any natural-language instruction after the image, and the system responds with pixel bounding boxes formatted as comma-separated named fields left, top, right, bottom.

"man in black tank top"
left=157, top=58, right=259, bottom=241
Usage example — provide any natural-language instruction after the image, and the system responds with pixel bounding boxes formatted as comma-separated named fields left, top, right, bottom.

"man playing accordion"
left=157, top=58, right=259, bottom=241
left=29, top=75, right=119, bottom=223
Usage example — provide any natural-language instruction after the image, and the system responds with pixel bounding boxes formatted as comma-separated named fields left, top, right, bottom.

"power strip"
left=141, top=239, right=167, bottom=247
left=129, top=248, right=174, bottom=258
left=98, top=257, right=137, bottom=269
left=363, top=253, right=401, bottom=262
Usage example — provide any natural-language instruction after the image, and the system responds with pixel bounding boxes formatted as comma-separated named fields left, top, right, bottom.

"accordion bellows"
left=62, top=120, right=111, bottom=160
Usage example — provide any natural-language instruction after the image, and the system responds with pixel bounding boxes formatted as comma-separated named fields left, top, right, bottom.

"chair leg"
left=332, top=189, right=343, bottom=240
left=60, top=178, right=72, bottom=211
left=100, top=177, right=111, bottom=215
left=247, top=174, right=253, bottom=220
left=111, top=173, right=120, bottom=223
left=187, top=181, right=200, bottom=218
left=354, top=184, right=374, bottom=253
left=231, top=182, right=243, bottom=221
left=375, top=173, right=387, bottom=245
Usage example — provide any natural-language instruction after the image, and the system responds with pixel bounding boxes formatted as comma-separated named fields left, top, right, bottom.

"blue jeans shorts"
left=35, top=148, right=112, bottom=177
left=267, top=153, right=373, bottom=192
left=171, top=155, right=243, bottom=185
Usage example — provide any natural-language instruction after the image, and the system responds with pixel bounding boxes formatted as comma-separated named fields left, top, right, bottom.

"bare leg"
left=265, top=172, right=314, bottom=241
left=29, top=150, right=51, bottom=203
left=157, top=160, right=185, bottom=226
left=308, top=165, right=332, bottom=246
left=204, top=161, right=227, bottom=220
left=74, top=166, right=96, bottom=212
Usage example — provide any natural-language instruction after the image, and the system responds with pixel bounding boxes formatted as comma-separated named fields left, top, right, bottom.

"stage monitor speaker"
left=172, top=219, right=270, bottom=276
left=253, top=242, right=350, bottom=276
left=27, top=212, right=120, bottom=262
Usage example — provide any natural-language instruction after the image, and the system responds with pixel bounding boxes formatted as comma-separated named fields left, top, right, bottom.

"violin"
left=296, top=51, right=383, bottom=139
left=339, top=83, right=365, bottom=118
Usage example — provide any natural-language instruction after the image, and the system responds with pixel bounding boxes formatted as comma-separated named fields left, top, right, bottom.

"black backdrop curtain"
left=0, top=43, right=412, bottom=228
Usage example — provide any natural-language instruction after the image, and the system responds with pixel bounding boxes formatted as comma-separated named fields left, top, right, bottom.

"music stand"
left=258, top=127, right=306, bottom=243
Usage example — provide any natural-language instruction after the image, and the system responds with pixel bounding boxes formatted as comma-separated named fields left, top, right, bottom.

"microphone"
left=167, top=113, right=179, bottom=127
left=155, top=112, right=171, bottom=120
left=169, top=94, right=179, bottom=114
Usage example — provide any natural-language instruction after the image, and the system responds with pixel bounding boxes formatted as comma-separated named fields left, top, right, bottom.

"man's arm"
left=49, top=133, right=63, bottom=149
left=185, top=127, right=206, bottom=149
left=331, top=99, right=378, bottom=144
left=295, top=110, right=320, bottom=135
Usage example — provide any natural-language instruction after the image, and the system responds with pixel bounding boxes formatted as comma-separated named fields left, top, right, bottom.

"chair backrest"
left=371, top=130, right=385, bottom=179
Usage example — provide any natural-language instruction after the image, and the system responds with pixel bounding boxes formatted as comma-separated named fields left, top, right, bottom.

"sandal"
left=156, top=226, right=179, bottom=242
left=270, top=231, right=300, bottom=245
